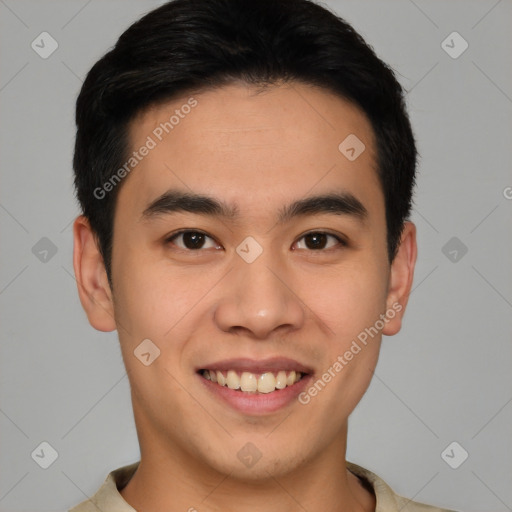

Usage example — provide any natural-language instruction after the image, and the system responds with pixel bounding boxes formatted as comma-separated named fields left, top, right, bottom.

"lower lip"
left=198, top=373, right=313, bottom=415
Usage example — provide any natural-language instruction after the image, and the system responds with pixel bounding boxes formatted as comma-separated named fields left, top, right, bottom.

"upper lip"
left=197, top=357, right=313, bottom=375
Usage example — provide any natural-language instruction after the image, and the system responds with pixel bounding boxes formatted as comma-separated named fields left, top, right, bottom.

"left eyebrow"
left=140, top=189, right=368, bottom=224
left=277, top=192, right=368, bottom=224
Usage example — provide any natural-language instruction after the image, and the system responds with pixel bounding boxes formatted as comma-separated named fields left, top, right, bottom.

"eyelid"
left=297, top=229, right=347, bottom=242
left=165, top=228, right=211, bottom=241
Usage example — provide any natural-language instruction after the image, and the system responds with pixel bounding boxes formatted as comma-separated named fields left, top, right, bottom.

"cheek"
left=113, top=250, right=197, bottom=334
left=302, top=260, right=389, bottom=341
left=111, top=256, right=202, bottom=409
left=296, top=267, right=386, bottom=428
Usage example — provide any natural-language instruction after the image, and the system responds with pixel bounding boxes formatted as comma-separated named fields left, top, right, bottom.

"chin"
left=197, top=436, right=309, bottom=482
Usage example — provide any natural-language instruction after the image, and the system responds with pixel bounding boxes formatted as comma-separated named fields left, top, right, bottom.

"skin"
left=73, top=81, right=417, bottom=512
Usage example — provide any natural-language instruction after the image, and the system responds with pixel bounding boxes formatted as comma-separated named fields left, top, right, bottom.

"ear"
left=72, top=215, right=117, bottom=332
left=382, top=221, right=417, bottom=336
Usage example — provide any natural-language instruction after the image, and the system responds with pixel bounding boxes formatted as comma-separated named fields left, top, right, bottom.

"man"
left=70, top=0, right=458, bottom=510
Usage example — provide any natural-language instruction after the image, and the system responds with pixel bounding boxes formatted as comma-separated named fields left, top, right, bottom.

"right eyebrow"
left=140, top=189, right=239, bottom=221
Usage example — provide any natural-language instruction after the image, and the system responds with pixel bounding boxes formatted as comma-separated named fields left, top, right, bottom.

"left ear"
left=382, top=221, right=417, bottom=336
left=73, top=215, right=117, bottom=332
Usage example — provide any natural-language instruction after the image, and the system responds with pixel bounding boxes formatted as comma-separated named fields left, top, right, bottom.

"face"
left=74, top=81, right=416, bottom=481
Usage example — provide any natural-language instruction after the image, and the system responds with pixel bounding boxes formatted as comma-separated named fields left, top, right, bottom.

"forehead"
left=119, top=82, right=383, bottom=223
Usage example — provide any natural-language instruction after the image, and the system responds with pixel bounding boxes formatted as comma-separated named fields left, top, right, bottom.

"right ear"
left=72, top=215, right=117, bottom=332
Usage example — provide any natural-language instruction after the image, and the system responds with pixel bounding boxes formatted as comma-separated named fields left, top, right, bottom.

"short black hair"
left=73, top=0, right=417, bottom=285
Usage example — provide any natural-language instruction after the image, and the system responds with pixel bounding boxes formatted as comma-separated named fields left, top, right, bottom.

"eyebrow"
left=140, top=189, right=368, bottom=224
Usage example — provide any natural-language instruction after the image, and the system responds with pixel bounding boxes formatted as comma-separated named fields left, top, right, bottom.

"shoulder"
left=393, top=495, right=458, bottom=512
left=346, top=461, right=460, bottom=512
left=68, top=462, right=139, bottom=512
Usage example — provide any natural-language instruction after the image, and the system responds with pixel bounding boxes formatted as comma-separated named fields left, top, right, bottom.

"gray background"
left=1, top=0, right=511, bottom=510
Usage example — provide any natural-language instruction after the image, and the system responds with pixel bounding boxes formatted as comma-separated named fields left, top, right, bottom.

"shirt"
left=69, top=460, right=458, bottom=512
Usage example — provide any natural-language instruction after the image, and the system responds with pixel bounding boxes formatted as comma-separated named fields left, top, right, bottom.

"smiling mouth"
left=199, top=369, right=306, bottom=393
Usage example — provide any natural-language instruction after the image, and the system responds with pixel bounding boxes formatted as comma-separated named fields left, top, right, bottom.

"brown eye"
left=294, top=232, right=345, bottom=251
left=166, top=230, right=220, bottom=250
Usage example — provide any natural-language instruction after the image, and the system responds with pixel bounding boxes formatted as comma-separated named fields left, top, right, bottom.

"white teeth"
left=202, top=369, right=304, bottom=393
left=226, top=370, right=240, bottom=390
left=275, top=370, right=287, bottom=389
left=257, top=372, right=276, bottom=393
left=216, top=370, right=226, bottom=386
left=240, top=372, right=258, bottom=392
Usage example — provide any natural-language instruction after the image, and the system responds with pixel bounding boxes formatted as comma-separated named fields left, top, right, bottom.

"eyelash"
left=164, top=229, right=348, bottom=252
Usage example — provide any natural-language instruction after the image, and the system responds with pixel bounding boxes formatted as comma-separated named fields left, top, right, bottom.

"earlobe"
left=382, top=221, right=417, bottom=336
left=72, top=215, right=117, bottom=332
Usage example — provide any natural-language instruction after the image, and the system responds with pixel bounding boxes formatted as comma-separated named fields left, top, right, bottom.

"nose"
left=213, top=253, right=305, bottom=340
